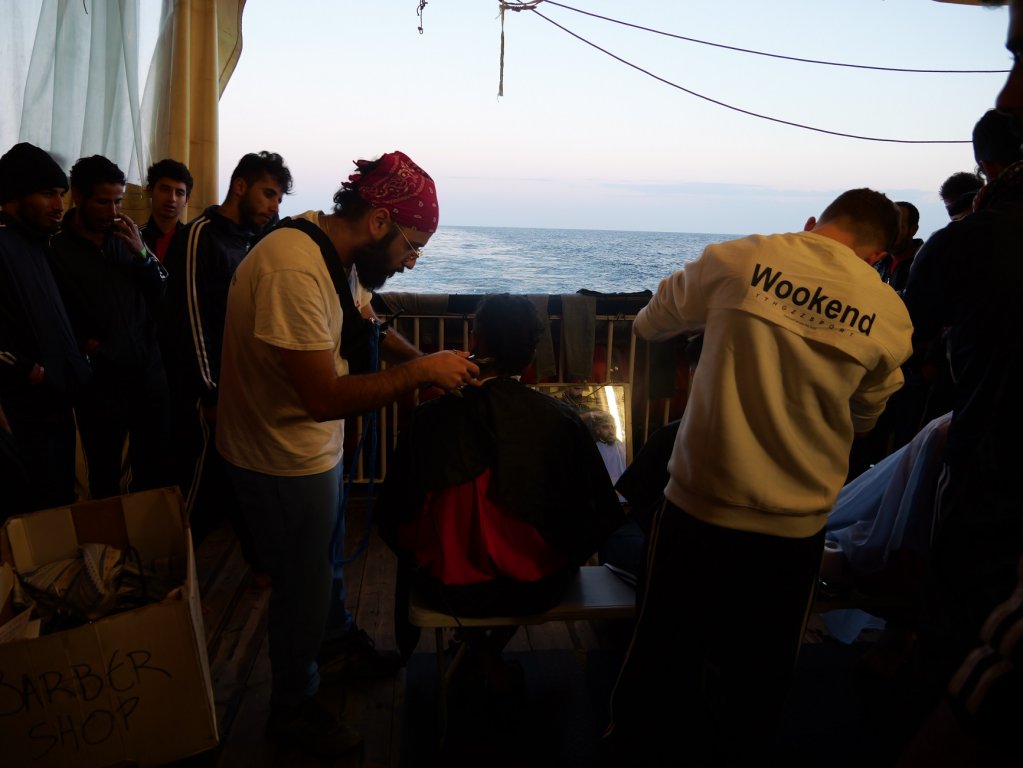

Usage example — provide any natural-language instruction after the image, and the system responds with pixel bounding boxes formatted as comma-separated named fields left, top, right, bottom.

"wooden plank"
left=198, top=533, right=252, bottom=657
left=208, top=579, right=271, bottom=736
left=341, top=500, right=402, bottom=768
left=504, top=626, right=529, bottom=653
left=195, top=521, right=239, bottom=595
left=338, top=491, right=370, bottom=624
left=352, top=531, right=399, bottom=650
left=524, top=620, right=575, bottom=651
left=343, top=676, right=398, bottom=768
left=389, top=668, right=405, bottom=768
left=212, top=631, right=274, bottom=768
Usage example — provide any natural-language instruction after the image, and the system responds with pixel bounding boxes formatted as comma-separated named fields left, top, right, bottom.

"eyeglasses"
left=392, top=223, right=423, bottom=263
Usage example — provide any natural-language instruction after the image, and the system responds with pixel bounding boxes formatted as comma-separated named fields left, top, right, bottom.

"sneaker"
left=266, top=697, right=362, bottom=757
left=319, top=626, right=404, bottom=683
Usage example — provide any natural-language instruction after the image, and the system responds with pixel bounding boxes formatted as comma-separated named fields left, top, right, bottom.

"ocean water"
left=382, top=226, right=741, bottom=295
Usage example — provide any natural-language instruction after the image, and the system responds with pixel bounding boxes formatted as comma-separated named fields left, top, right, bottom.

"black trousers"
left=604, top=501, right=824, bottom=767
left=169, top=396, right=259, bottom=566
left=75, top=360, right=171, bottom=499
left=3, top=393, right=76, bottom=516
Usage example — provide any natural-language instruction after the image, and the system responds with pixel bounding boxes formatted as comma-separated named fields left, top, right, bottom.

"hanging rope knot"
left=417, top=0, right=428, bottom=34
left=497, top=1, right=544, bottom=97
left=500, top=1, right=545, bottom=10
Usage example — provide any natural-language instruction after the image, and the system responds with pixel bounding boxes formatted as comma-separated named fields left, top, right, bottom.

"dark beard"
left=351, top=229, right=398, bottom=291
left=238, top=195, right=274, bottom=233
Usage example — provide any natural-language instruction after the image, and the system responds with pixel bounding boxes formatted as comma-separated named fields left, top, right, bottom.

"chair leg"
left=434, top=628, right=447, bottom=747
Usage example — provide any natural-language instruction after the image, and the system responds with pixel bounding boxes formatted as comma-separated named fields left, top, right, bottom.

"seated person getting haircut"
left=377, top=293, right=624, bottom=680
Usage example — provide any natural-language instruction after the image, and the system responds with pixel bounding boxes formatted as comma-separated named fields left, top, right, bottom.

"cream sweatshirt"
left=635, top=231, right=913, bottom=538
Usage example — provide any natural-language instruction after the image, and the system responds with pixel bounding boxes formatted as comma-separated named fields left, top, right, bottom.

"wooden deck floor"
left=173, top=490, right=924, bottom=768
left=175, top=489, right=632, bottom=768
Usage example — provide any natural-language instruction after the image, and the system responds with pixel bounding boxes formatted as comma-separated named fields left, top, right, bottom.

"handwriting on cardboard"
left=0, top=648, right=172, bottom=760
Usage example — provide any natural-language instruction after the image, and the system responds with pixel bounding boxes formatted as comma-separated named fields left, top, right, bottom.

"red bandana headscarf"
left=347, top=151, right=439, bottom=233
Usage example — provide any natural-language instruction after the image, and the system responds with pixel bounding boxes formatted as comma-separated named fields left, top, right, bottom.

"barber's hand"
left=417, top=350, right=480, bottom=392
left=112, top=215, right=146, bottom=256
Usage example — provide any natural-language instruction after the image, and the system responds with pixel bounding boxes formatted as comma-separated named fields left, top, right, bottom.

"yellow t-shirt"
left=216, top=211, right=373, bottom=476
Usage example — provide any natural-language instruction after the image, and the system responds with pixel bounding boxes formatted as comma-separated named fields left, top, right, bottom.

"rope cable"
left=536, top=0, right=1009, bottom=75
left=524, top=6, right=972, bottom=144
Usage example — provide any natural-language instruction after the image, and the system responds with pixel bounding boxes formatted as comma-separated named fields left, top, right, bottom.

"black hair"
left=331, top=185, right=374, bottom=221
left=939, top=171, right=983, bottom=202
left=972, top=109, right=1023, bottom=167
left=146, top=158, right=194, bottom=195
left=817, top=188, right=901, bottom=253
left=472, top=293, right=545, bottom=376
left=229, top=151, right=293, bottom=194
left=69, top=155, right=126, bottom=199
left=331, top=156, right=385, bottom=221
left=895, top=201, right=920, bottom=230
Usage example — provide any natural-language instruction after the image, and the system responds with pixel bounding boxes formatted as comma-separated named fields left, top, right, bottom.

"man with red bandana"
left=216, top=151, right=479, bottom=756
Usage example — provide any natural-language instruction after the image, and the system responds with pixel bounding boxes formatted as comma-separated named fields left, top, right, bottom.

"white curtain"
left=1, top=0, right=148, bottom=182
left=2, top=0, right=245, bottom=213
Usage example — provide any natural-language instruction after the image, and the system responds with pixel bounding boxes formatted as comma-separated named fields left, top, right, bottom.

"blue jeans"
left=227, top=462, right=352, bottom=708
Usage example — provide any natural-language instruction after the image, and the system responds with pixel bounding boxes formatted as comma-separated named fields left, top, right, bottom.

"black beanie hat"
left=0, top=142, right=69, bottom=204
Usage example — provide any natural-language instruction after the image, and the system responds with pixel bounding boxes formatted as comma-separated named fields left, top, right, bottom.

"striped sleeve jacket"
left=159, top=205, right=254, bottom=406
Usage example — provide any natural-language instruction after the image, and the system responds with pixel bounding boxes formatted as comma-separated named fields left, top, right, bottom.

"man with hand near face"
left=48, top=154, right=170, bottom=500
left=159, top=151, right=292, bottom=559
left=216, top=150, right=479, bottom=757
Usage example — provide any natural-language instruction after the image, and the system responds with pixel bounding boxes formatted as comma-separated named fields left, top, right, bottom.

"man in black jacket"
left=901, top=0, right=1023, bottom=739
left=159, top=150, right=292, bottom=554
left=0, top=142, right=90, bottom=515
left=48, top=154, right=169, bottom=499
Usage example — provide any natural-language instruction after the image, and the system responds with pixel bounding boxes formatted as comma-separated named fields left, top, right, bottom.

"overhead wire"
left=498, top=0, right=1002, bottom=143
left=541, top=0, right=1010, bottom=75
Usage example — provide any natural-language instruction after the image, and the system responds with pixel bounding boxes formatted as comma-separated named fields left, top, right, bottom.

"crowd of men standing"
left=0, top=144, right=478, bottom=755
left=3, top=1, right=1023, bottom=758
left=0, top=144, right=282, bottom=533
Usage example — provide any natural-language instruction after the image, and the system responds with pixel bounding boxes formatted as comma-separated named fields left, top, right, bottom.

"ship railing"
left=347, top=292, right=699, bottom=483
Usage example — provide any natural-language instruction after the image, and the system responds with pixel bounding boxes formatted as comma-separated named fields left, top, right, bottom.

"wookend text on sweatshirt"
left=750, top=263, right=876, bottom=335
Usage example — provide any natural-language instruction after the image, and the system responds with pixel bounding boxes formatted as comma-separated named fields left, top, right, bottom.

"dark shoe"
left=266, top=697, right=362, bottom=757
left=319, top=626, right=404, bottom=683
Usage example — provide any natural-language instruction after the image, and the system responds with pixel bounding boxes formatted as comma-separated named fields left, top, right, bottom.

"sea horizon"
left=380, top=225, right=743, bottom=296
left=441, top=223, right=744, bottom=238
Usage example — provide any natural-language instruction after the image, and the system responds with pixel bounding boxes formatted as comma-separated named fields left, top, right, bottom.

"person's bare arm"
left=277, top=346, right=478, bottom=422
left=361, top=303, right=422, bottom=364
left=379, top=325, right=423, bottom=363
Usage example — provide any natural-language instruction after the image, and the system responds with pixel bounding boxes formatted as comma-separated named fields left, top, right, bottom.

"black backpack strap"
left=269, top=216, right=367, bottom=365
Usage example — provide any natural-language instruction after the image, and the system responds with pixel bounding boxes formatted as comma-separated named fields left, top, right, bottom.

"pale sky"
left=217, top=0, right=1012, bottom=240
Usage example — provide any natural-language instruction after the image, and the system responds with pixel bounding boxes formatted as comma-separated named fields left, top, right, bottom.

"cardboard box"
left=0, top=488, right=218, bottom=768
